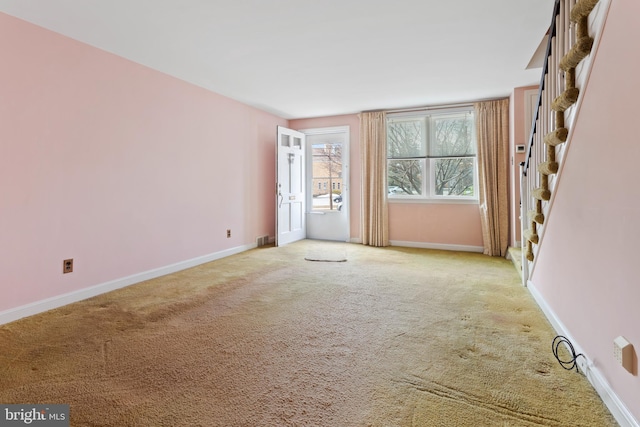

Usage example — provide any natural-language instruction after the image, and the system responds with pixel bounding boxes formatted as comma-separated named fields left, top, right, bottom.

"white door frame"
left=300, top=126, right=350, bottom=242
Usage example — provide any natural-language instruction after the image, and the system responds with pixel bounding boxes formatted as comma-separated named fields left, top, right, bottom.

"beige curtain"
left=475, top=99, right=510, bottom=257
left=360, top=111, right=389, bottom=247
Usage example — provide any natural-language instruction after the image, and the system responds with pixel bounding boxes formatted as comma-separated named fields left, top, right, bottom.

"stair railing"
left=521, top=0, right=604, bottom=284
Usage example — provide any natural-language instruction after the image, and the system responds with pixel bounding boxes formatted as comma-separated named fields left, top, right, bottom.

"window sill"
left=388, top=197, right=479, bottom=205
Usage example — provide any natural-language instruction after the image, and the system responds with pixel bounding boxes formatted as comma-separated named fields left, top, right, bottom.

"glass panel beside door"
left=311, top=142, right=344, bottom=212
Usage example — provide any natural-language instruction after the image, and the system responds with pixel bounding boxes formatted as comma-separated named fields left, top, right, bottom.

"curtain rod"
left=364, top=96, right=508, bottom=115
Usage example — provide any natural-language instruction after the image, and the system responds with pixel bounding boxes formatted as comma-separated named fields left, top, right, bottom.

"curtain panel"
left=359, top=111, right=389, bottom=247
left=474, top=99, right=510, bottom=257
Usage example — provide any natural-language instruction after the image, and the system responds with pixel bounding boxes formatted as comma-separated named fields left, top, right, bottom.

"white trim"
left=390, top=240, right=484, bottom=253
left=527, top=281, right=640, bottom=427
left=297, top=125, right=349, bottom=136
left=388, top=197, right=479, bottom=205
left=0, top=243, right=256, bottom=326
left=523, top=89, right=538, bottom=144
left=387, top=105, right=474, bottom=118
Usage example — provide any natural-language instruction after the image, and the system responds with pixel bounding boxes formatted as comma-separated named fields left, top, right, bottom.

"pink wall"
left=0, top=13, right=287, bottom=312
left=530, top=0, right=640, bottom=420
left=388, top=203, right=482, bottom=248
left=290, top=115, right=483, bottom=248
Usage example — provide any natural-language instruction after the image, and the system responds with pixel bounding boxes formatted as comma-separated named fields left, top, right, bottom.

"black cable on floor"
left=552, top=335, right=585, bottom=372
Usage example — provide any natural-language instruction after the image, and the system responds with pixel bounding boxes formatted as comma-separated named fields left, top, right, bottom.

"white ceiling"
left=0, top=0, right=553, bottom=119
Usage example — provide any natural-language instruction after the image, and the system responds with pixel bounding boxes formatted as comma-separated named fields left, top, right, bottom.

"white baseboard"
left=527, top=281, right=639, bottom=427
left=390, top=240, right=484, bottom=253
left=0, top=243, right=256, bottom=326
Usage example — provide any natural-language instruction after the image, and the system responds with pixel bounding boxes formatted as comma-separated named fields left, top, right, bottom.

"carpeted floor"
left=0, top=240, right=616, bottom=426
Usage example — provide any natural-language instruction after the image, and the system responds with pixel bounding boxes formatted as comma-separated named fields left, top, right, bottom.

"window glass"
left=311, top=143, right=343, bottom=211
left=387, top=108, right=477, bottom=200
left=388, top=159, right=423, bottom=195
left=387, top=119, right=426, bottom=158
left=433, top=158, right=475, bottom=196
left=431, top=113, right=475, bottom=157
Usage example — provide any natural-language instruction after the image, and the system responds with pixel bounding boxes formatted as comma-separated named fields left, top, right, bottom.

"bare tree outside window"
left=387, top=120, right=423, bottom=195
left=387, top=111, right=477, bottom=198
left=312, top=143, right=343, bottom=210
left=432, top=114, right=475, bottom=196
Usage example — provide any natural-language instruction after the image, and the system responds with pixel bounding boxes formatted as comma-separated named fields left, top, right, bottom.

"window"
left=310, top=141, right=344, bottom=211
left=387, top=107, right=478, bottom=201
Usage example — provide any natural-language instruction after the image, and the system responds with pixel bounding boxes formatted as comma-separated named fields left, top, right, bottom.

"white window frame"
left=387, top=106, right=479, bottom=204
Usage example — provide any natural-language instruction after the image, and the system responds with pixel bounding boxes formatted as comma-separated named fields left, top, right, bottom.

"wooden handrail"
left=523, top=0, right=562, bottom=176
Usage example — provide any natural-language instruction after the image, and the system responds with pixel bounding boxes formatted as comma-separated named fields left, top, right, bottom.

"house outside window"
left=387, top=107, right=478, bottom=201
left=312, top=144, right=343, bottom=196
left=310, top=142, right=344, bottom=211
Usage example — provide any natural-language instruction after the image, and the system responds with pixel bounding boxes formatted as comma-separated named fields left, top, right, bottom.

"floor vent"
left=256, top=235, right=270, bottom=247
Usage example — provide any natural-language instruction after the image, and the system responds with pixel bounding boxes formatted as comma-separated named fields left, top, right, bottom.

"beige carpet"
left=0, top=241, right=616, bottom=426
left=304, top=245, right=348, bottom=262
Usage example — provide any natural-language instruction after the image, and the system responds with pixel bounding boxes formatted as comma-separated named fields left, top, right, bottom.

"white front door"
left=302, top=126, right=350, bottom=242
left=276, top=126, right=306, bottom=246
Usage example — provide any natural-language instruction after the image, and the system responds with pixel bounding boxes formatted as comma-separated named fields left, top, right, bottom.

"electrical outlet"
left=63, top=259, right=73, bottom=274
left=226, top=229, right=231, bottom=238
left=614, top=336, right=634, bottom=374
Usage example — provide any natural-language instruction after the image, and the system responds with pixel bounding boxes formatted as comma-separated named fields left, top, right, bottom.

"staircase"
left=520, top=0, right=610, bottom=284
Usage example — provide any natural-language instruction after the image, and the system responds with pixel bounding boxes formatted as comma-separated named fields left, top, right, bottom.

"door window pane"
left=311, top=143, right=343, bottom=211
